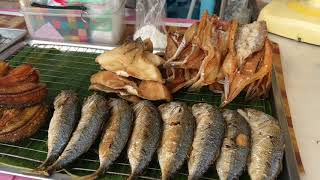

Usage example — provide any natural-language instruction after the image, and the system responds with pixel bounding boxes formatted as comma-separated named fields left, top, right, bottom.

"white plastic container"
left=87, top=0, right=124, bottom=44
left=19, top=0, right=125, bottom=45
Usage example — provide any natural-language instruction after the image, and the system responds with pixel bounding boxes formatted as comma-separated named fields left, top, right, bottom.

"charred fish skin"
left=216, top=109, right=250, bottom=180
left=238, top=108, right=284, bottom=180
left=127, top=100, right=162, bottom=179
left=45, top=94, right=108, bottom=175
left=83, top=98, right=133, bottom=180
left=37, top=90, right=79, bottom=169
left=158, top=102, right=195, bottom=180
left=188, top=103, right=225, bottom=180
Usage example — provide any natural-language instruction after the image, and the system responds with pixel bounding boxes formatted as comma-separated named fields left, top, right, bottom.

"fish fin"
left=213, top=148, right=220, bottom=164
left=237, top=109, right=248, bottom=120
left=187, top=146, right=193, bottom=158
left=23, top=168, right=51, bottom=177
left=223, top=76, right=230, bottom=101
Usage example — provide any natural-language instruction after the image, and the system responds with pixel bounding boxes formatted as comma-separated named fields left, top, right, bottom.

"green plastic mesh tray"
left=0, top=43, right=277, bottom=180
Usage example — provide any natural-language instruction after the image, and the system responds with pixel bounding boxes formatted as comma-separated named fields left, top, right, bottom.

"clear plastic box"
left=19, top=0, right=125, bottom=44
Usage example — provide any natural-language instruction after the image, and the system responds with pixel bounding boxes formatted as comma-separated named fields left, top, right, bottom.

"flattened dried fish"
left=216, top=109, right=250, bottom=180
left=82, top=99, right=133, bottom=179
left=235, top=21, right=268, bottom=66
left=128, top=101, right=162, bottom=179
left=90, top=71, right=139, bottom=96
left=188, top=103, right=225, bottom=180
left=221, top=39, right=272, bottom=107
left=96, top=40, right=164, bottom=83
left=138, top=81, right=172, bottom=101
left=37, top=90, right=79, bottom=170
left=238, top=108, right=284, bottom=180
left=158, top=102, right=194, bottom=180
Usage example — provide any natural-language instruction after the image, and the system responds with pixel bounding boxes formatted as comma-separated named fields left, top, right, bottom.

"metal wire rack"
left=0, top=36, right=12, bottom=45
left=0, top=29, right=26, bottom=54
left=0, top=42, right=274, bottom=180
left=0, top=36, right=13, bottom=52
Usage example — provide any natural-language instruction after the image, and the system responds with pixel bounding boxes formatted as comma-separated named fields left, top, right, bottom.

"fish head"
left=238, top=108, right=277, bottom=128
left=54, top=90, right=78, bottom=108
left=191, top=103, right=215, bottom=119
left=158, top=102, right=187, bottom=123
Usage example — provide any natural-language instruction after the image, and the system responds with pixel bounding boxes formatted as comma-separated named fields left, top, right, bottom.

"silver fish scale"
left=128, top=100, right=162, bottom=178
left=48, top=94, right=108, bottom=171
left=98, top=98, right=133, bottom=165
left=85, top=98, right=134, bottom=179
left=158, top=102, right=195, bottom=180
left=41, top=90, right=79, bottom=169
left=238, top=108, right=284, bottom=180
left=189, top=103, right=225, bottom=180
left=216, top=109, right=250, bottom=180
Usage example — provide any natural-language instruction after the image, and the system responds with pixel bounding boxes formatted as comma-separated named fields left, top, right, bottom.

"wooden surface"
left=0, top=15, right=25, bottom=29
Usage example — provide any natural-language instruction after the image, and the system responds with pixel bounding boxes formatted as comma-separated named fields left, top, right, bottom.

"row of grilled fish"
left=33, top=90, right=284, bottom=180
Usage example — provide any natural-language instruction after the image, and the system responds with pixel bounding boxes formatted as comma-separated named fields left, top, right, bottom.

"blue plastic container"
left=200, top=0, right=215, bottom=16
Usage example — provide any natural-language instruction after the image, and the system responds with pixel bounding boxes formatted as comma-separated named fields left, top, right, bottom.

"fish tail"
left=36, top=156, right=56, bottom=170
left=77, top=166, right=106, bottom=180
left=127, top=174, right=137, bottom=180
left=187, top=172, right=199, bottom=180
left=161, top=172, right=171, bottom=180
left=24, top=167, right=51, bottom=177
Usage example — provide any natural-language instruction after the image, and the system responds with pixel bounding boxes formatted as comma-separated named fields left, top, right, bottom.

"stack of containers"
left=20, top=0, right=125, bottom=44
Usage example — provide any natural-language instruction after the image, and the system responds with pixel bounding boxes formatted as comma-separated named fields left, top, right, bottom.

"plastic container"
left=19, top=0, right=125, bottom=44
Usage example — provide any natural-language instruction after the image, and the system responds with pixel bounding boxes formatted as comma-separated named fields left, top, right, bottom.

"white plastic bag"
left=134, top=0, right=167, bottom=49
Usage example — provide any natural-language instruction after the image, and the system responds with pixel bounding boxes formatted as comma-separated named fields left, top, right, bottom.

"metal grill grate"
left=0, top=36, right=12, bottom=45
left=0, top=42, right=274, bottom=180
left=0, top=29, right=26, bottom=54
left=0, top=36, right=13, bottom=52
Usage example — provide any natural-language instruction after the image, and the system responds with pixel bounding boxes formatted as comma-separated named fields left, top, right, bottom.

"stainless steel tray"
left=0, top=40, right=301, bottom=180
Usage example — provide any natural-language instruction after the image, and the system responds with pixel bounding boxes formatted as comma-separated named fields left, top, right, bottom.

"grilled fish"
left=82, top=98, right=133, bottom=180
left=238, top=108, right=284, bottom=180
left=158, top=102, right=194, bottom=180
left=127, top=101, right=162, bottom=180
left=216, top=109, right=250, bottom=180
left=41, top=94, right=108, bottom=176
left=188, top=103, right=225, bottom=180
left=37, top=90, right=79, bottom=170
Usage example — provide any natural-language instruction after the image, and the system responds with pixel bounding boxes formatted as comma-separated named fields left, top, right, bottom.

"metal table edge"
left=272, top=68, right=300, bottom=180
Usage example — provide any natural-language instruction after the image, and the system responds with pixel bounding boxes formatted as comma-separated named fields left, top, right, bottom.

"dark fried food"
left=0, top=64, right=39, bottom=87
left=0, top=61, right=10, bottom=77
left=0, top=104, right=48, bottom=143
left=0, top=83, right=48, bottom=108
